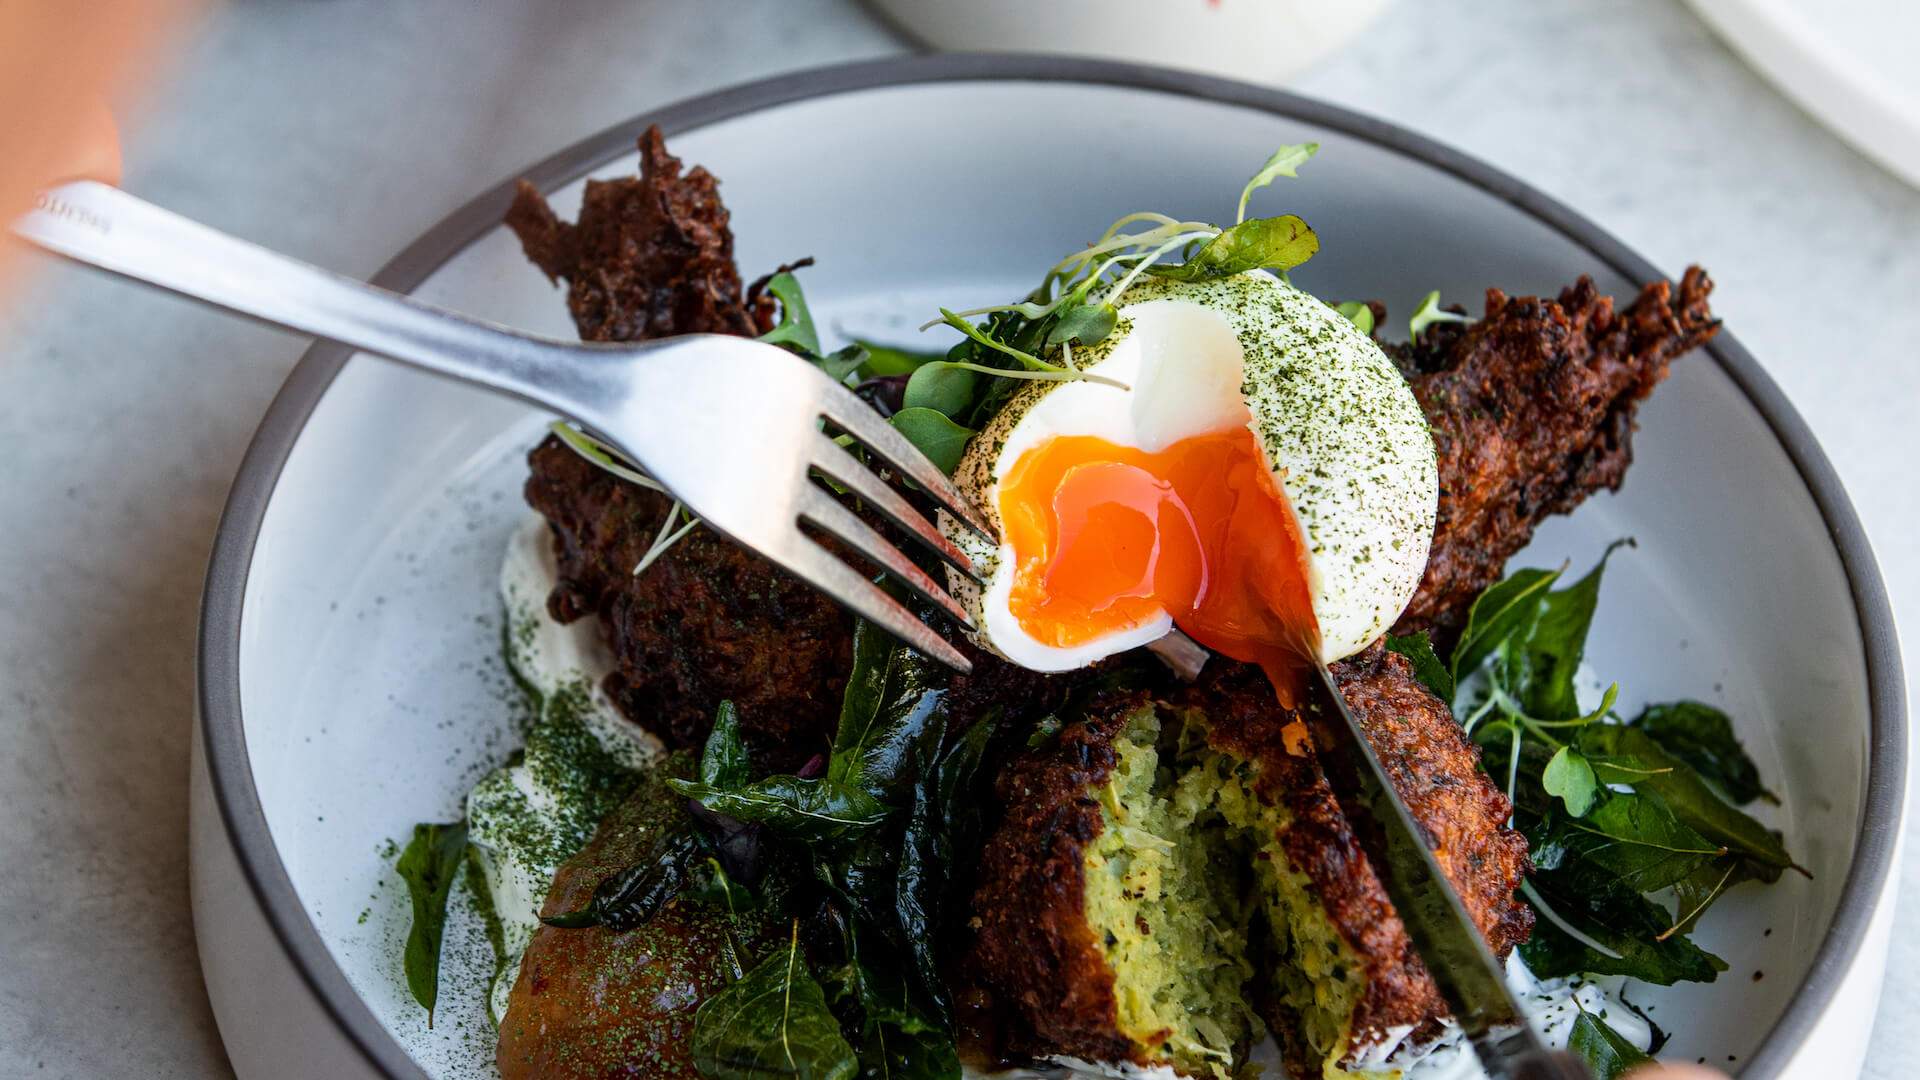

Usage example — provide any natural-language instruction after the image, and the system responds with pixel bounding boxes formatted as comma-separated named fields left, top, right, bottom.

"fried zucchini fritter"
left=497, top=758, right=774, bottom=1080
left=1393, top=269, right=1719, bottom=643
left=963, top=649, right=1529, bottom=1078
left=507, top=128, right=853, bottom=770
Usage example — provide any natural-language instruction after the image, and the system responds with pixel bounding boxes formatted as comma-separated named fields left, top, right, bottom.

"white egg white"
left=946, top=271, right=1437, bottom=670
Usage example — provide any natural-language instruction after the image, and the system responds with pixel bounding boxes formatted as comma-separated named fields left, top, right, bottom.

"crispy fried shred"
left=1393, top=268, right=1719, bottom=645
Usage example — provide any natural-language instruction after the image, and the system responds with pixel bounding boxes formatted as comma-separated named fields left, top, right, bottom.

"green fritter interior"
left=1083, top=705, right=1366, bottom=1080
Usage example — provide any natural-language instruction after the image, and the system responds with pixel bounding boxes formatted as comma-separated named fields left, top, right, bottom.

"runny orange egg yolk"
left=998, top=426, right=1321, bottom=699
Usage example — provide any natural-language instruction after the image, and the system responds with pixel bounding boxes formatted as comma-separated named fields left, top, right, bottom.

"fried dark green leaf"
left=703, top=700, right=752, bottom=790
left=1633, top=700, right=1777, bottom=805
left=1530, top=793, right=1722, bottom=894
left=829, top=620, right=950, bottom=802
left=1507, top=544, right=1625, bottom=720
left=395, top=820, right=468, bottom=1024
left=1567, top=1011, right=1653, bottom=1080
left=1520, top=873, right=1727, bottom=984
left=1576, top=725, right=1797, bottom=877
left=671, top=776, right=888, bottom=842
left=691, top=928, right=858, bottom=1080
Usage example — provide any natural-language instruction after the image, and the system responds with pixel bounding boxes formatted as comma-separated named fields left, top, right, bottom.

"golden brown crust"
left=1394, top=269, right=1719, bottom=645
left=508, top=126, right=851, bottom=770
left=498, top=761, right=775, bottom=1079
left=505, top=125, right=773, bottom=342
left=1184, top=647, right=1530, bottom=1072
left=523, top=435, right=854, bottom=771
left=958, top=693, right=1146, bottom=1069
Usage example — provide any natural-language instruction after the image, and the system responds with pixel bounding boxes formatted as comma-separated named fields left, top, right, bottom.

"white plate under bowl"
left=189, top=56, right=1907, bottom=1080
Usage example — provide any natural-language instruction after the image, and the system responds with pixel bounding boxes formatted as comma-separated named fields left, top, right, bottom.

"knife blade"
left=1302, top=660, right=1589, bottom=1080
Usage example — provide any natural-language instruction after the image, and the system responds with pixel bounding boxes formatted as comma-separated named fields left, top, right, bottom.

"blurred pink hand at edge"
left=0, top=0, right=187, bottom=292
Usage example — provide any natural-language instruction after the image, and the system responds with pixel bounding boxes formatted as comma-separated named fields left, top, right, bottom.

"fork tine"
left=815, top=386, right=998, bottom=543
left=797, top=487, right=974, bottom=629
left=810, top=435, right=983, bottom=584
left=768, top=521, right=973, bottom=673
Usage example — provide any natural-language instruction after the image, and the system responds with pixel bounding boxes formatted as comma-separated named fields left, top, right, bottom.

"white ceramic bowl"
left=190, top=56, right=1907, bottom=1080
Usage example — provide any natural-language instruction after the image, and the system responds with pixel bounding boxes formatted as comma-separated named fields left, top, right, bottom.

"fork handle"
left=11, top=180, right=632, bottom=415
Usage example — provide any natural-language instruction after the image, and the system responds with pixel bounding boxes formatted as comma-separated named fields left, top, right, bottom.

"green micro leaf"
left=816, top=344, right=870, bottom=384
left=395, top=820, right=468, bottom=1025
left=1542, top=746, right=1601, bottom=817
left=758, top=271, right=822, bottom=356
left=1450, top=566, right=1562, bottom=686
left=1408, top=289, right=1471, bottom=340
left=1147, top=214, right=1320, bottom=283
left=1567, top=1010, right=1653, bottom=1080
left=671, top=775, right=888, bottom=843
left=903, top=362, right=979, bottom=419
left=1632, top=700, right=1777, bottom=805
left=701, top=700, right=752, bottom=791
left=1236, top=142, right=1320, bottom=223
left=1334, top=300, right=1376, bottom=336
left=1046, top=300, right=1120, bottom=348
left=888, top=408, right=974, bottom=476
left=1386, top=630, right=1454, bottom=702
left=691, top=923, right=859, bottom=1080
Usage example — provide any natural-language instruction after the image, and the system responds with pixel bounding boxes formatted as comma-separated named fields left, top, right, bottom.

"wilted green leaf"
left=1634, top=700, right=1776, bottom=805
left=758, top=271, right=822, bottom=356
left=396, top=820, right=468, bottom=1025
left=691, top=926, right=858, bottom=1080
left=1568, top=1011, right=1653, bottom=1080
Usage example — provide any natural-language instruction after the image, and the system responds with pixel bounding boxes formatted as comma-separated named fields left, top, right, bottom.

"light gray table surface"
left=1, top=2, right=1912, bottom=1077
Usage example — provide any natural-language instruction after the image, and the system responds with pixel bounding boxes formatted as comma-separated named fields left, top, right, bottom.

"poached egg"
left=945, top=272, right=1436, bottom=685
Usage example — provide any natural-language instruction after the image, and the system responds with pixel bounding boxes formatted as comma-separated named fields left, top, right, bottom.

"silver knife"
left=1302, top=661, right=1591, bottom=1080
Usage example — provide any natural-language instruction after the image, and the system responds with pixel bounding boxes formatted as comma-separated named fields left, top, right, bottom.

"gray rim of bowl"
left=196, top=52, right=1907, bottom=1080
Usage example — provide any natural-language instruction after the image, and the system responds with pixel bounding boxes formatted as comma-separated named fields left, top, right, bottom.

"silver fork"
left=13, top=181, right=991, bottom=671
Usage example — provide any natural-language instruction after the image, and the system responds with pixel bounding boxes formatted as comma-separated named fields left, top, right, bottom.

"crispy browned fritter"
left=505, top=125, right=773, bottom=342
left=1393, top=269, right=1719, bottom=643
left=1196, top=649, right=1531, bottom=1073
left=524, top=439, right=854, bottom=769
left=962, top=651, right=1529, bottom=1076
left=498, top=757, right=775, bottom=1080
left=508, top=128, right=853, bottom=769
left=958, top=691, right=1150, bottom=1068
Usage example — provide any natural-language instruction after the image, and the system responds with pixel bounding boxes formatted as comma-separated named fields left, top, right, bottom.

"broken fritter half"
left=962, top=649, right=1529, bottom=1079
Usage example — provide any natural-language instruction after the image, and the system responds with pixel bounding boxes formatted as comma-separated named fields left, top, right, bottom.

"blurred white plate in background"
left=1688, top=0, right=1920, bottom=186
left=864, top=0, right=1393, bottom=85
